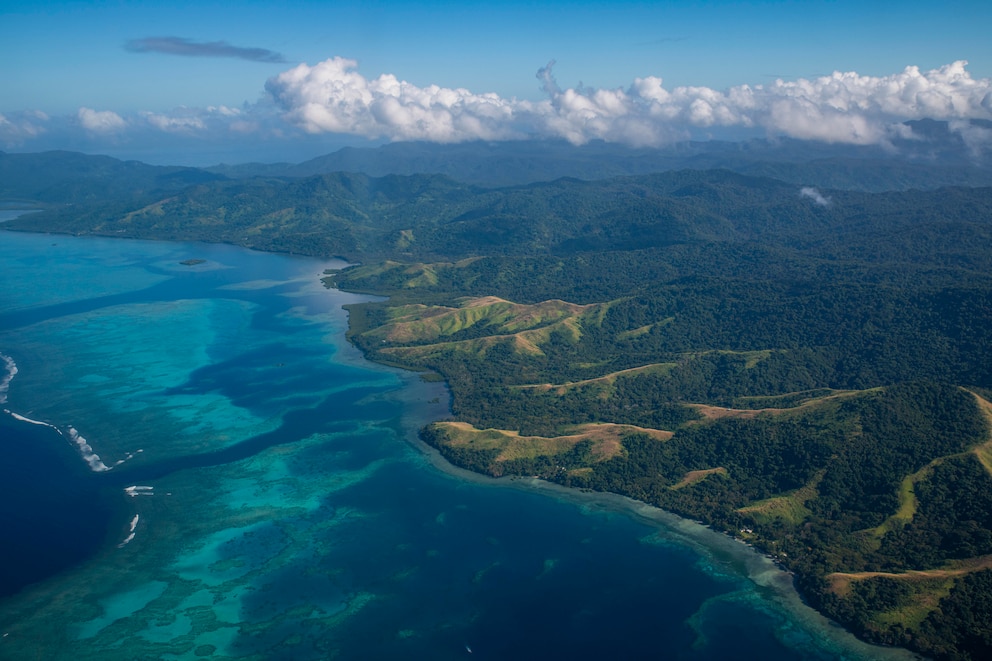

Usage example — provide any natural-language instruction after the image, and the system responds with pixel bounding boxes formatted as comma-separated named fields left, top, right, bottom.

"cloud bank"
left=0, top=104, right=281, bottom=164
left=4, top=57, right=992, bottom=163
left=267, top=58, right=992, bottom=147
left=125, top=37, right=285, bottom=63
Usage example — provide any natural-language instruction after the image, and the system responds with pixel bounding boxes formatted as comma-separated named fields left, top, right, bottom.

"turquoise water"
left=0, top=231, right=912, bottom=660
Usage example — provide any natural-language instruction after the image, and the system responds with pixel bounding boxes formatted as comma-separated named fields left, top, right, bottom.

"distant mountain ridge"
left=208, top=121, right=992, bottom=190
left=4, top=119, right=991, bottom=204
left=0, top=150, right=224, bottom=204
left=7, top=167, right=992, bottom=279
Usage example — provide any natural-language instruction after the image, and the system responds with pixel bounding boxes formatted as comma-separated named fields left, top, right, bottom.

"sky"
left=2, top=0, right=991, bottom=165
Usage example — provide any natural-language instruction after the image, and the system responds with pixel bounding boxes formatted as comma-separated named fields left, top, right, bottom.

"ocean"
left=0, top=230, right=913, bottom=660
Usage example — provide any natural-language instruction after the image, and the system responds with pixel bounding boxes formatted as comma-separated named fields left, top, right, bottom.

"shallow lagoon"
left=0, top=231, right=914, bottom=659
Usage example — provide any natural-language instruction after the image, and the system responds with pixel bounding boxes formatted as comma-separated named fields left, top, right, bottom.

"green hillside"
left=5, top=159, right=992, bottom=659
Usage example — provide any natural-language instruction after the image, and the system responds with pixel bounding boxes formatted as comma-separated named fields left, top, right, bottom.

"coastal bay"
left=0, top=230, right=912, bottom=659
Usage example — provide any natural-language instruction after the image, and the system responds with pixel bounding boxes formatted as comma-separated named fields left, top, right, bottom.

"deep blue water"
left=0, top=414, right=117, bottom=594
left=0, top=231, right=905, bottom=660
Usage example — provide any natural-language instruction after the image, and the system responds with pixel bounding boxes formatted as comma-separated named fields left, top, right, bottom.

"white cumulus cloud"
left=266, top=57, right=524, bottom=142
left=78, top=107, right=127, bottom=134
left=265, top=58, right=992, bottom=148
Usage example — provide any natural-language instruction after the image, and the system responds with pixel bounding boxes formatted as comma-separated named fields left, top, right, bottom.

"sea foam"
left=67, top=426, right=111, bottom=472
left=118, top=515, right=140, bottom=548
left=2, top=354, right=120, bottom=472
left=0, top=353, right=17, bottom=404
left=7, top=411, right=56, bottom=428
left=125, top=486, right=155, bottom=497
left=5, top=413, right=133, bottom=473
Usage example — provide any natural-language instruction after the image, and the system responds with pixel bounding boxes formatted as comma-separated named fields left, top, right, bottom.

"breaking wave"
left=2, top=353, right=138, bottom=472
left=7, top=411, right=56, bottom=428
left=66, top=426, right=111, bottom=472
left=0, top=353, right=16, bottom=404
left=124, top=486, right=155, bottom=497
left=118, top=514, right=140, bottom=548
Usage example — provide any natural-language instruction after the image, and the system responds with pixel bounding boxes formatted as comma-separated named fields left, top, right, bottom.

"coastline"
left=383, top=361, right=921, bottom=661
left=0, top=228, right=925, bottom=658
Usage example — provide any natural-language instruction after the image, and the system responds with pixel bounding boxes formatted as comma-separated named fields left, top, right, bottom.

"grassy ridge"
left=428, top=420, right=672, bottom=477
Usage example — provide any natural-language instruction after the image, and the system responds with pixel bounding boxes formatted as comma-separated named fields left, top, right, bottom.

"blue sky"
left=2, top=0, right=991, bottom=164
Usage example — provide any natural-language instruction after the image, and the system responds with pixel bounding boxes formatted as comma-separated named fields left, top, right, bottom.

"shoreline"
left=0, top=230, right=921, bottom=658
left=384, top=364, right=921, bottom=661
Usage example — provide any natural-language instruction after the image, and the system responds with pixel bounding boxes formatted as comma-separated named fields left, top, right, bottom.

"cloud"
left=138, top=106, right=242, bottom=134
left=800, top=187, right=830, bottom=206
left=948, top=118, right=992, bottom=156
left=0, top=104, right=358, bottom=165
left=266, top=58, right=992, bottom=148
left=125, top=36, right=285, bottom=63
left=143, top=112, right=206, bottom=133
left=6, top=58, right=992, bottom=164
left=0, top=111, right=49, bottom=145
left=78, top=107, right=127, bottom=134
left=266, top=57, right=525, bottom=142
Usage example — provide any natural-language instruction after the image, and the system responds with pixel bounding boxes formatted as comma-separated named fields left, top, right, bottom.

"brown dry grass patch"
left=514, top=363, right=676, bottom=395
left=689, top=405, right=774, bottom=421
left=689, top=390, right=866, bottom=423
left=670, top=467, right=728, bottom=490
left=826, top=554, right=992, bottom=598
left=433, top=421, right=671, bottom=465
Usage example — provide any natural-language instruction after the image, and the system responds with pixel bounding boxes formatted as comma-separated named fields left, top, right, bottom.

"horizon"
left=3, top=0, right=992, bottom=165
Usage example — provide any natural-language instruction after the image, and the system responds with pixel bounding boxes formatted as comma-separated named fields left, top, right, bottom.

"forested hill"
left=8, top=167, right=992, bottom=270
left=6, top=123, right=992, bottom=196
left=0, top=150, right=223, bottom=204
left=5, top=156, right=992, bottom=660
